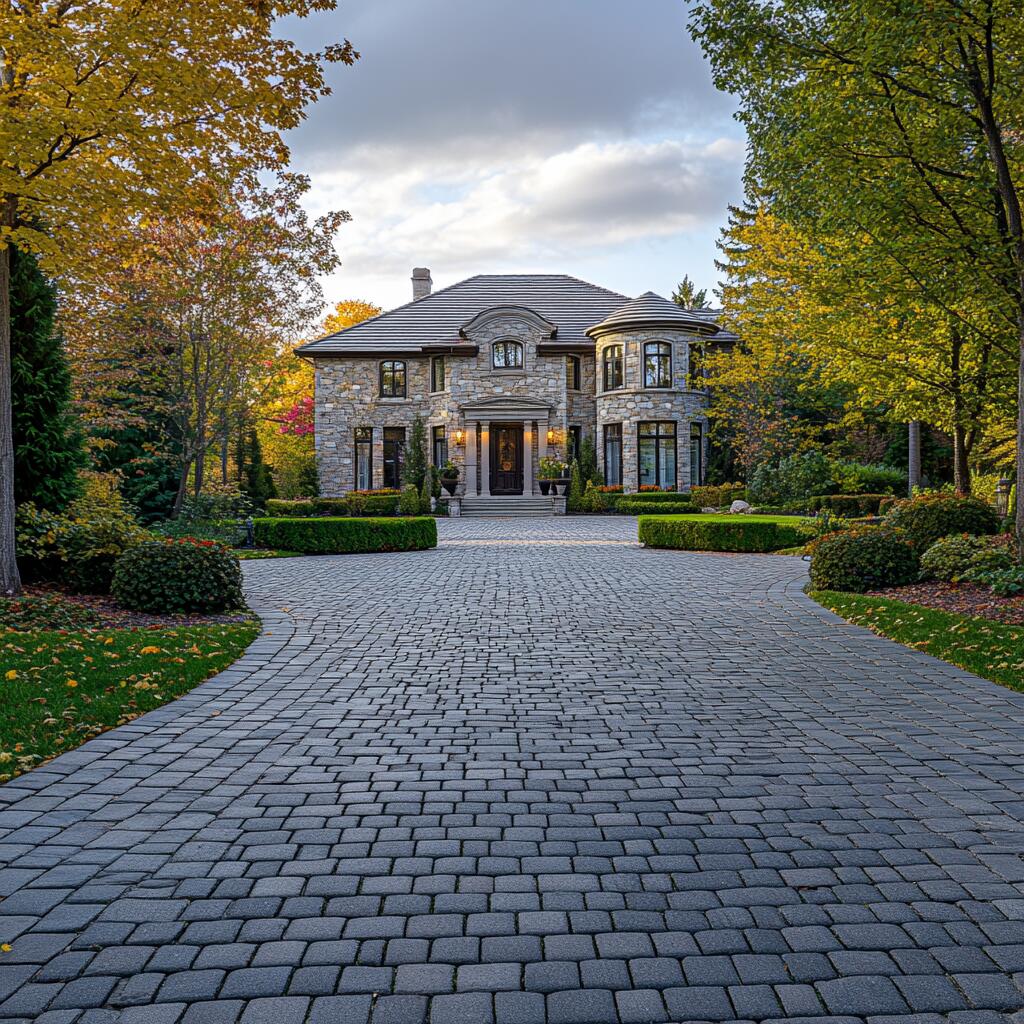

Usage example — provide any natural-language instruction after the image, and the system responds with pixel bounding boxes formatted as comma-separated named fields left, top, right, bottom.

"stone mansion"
left=297, top=270, right=734, bottom=508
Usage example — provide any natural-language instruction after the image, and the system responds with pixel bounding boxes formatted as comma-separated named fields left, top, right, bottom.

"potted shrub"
left=439, top=460, right=459, bottom=496
left=552, top=461, right=572, bottom=495
left=539, top=456, right=562, bottom=496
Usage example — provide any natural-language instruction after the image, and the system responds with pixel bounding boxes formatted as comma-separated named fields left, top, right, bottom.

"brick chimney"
left=412, top=267, right=432, bottom=301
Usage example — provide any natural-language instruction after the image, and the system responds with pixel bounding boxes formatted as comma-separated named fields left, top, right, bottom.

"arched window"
left=379, top=360, right=406, bottom=397
left=643, top=341, right=672, bottom=388
left=602, top=344, right=624, bottom=391
left=566, top=355, right=581, bottom=391
left=492, top=340, right=523, bottom=369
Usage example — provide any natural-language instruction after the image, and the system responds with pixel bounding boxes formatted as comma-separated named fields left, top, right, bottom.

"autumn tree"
left=255, top=299, right=381, bottom=497
left=690, top=0, right=1024, bottom=548
left=0, top=0, right=357, bottom=594
left=322, top=299, right=382, bottom=336
left=68, top=175, right=346, bottom=514
left=710, top=203, right=1015, bottom=490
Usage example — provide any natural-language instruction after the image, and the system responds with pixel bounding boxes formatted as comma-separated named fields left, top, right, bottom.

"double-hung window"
left=430, top=355, right=445, bottom=392
left=354, top=427, right=372, bottom=490
left=383, top=427, right=405, bottom=488
left=566, top=355, right=581, bottom=391
left=602, top=345, right=624, bottom=391
left=432, top=426, right=448, bottom=468
left=643, top=341, right=672, bottom=388
left=603, top=424, right=622, bottom=486
left=638, top=421, right=677, bottom=490
left=380, top=360, right=406, bottom=398
left=690, top=423, right=703, bottom=487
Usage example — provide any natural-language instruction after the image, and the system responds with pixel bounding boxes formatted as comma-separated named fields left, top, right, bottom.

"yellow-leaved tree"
left=0, top=0, right=358, bottom=593
left=257, top=299, right=382, bottom=497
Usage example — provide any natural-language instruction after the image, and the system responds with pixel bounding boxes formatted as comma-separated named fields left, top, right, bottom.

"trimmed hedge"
left=263, top=496, right=401, bottom=518
left=618, top=500, right=697, bottom=516
left=808, top=493, right=890, bottom=517
left=638, top=516, right=811, bottom=552
left=621, top=491, right=695, bottom=503
left=254, top=516, right=437, bottom=555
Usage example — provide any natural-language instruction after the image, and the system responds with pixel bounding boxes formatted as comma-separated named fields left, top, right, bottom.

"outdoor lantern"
left=546, top=428, right=555, bottom=444
left=453, top=428, right=464, bottom=445
left=995, top=476, right=1012, bottom=517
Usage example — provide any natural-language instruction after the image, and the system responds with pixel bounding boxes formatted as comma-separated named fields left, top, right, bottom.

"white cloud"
left=308, top=137, right=744, bottom=308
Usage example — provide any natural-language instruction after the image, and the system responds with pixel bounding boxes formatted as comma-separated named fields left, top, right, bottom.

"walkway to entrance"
left=1, top=517, right=1023, bottom=1023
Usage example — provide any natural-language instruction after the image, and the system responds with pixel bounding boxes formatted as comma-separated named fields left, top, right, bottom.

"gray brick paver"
left=1, top=516, right=1024, bottom=1022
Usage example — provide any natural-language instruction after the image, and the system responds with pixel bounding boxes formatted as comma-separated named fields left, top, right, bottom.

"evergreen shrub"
left=638, top=516, right=811, bottom=552
left=254, top=517, right=437, bottom=555
left=882, top=493, right=999, bottom=550
left=809, top=529, right=918, bottom=592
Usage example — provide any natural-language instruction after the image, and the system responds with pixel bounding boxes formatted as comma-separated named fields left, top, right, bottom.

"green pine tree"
left=10, top=247, right=87, bottom=511
left=671, top=274, right=711, bottom=309
left=241, top=428, right=277, bottom=507
left=402, top=415, right=428, bottom=489
left=567, top=459, right=585, bottom=513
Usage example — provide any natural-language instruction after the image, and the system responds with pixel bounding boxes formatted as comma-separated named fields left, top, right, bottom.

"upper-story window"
left=566, top=355, right=581, bottom=391
left=430, top=355, right=445, bottom=392
left=602, top=344, right=624, bottom=391
left=379, top=360, right=406, bottom=398
left=643, top=341, right=672, bottom=389
left=492, top=340, right=524, bottom=369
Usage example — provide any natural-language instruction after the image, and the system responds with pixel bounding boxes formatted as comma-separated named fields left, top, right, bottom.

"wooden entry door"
left=490, top=423, right=523, bottom=494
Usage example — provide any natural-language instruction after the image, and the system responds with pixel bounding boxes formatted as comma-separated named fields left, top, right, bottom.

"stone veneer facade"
left=309, top=287, right=715, bottom=498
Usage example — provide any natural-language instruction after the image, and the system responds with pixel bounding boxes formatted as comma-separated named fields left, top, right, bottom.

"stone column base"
left=552, top=496, right=567, bottom=515
left=447, top=497, right=461, bottom=517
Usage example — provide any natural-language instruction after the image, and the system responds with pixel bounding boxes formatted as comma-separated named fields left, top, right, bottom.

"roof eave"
left=585, top=318, right=722, bottom=340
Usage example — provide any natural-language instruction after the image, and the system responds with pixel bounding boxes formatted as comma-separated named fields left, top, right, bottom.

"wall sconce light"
left=453, top=428, right=465, bottom=445
left=546, top=428, right=555, bottom=444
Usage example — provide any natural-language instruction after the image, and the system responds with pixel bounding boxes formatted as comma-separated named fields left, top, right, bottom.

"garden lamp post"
left=995, top=477, right=1012, bottom=518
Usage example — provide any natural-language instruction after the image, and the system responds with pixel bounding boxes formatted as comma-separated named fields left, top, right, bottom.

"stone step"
left=459, top=495, right=560, bottom=517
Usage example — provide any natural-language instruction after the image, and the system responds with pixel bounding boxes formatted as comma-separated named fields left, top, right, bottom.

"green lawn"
left=0, top=621, right=260, bottom=781
left=812, top=591, right=1024, bottom=693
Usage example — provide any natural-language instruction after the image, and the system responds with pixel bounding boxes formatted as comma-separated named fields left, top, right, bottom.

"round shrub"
left=112, top=539, right=245, bottom=613
left=809, top=529, right=919, bottom=592
left=919, top=534, right=994, bottom=582
left=882, top=493, right=999, bottom=550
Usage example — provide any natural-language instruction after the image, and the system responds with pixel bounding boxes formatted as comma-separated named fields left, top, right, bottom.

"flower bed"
left=617, top=500, right=697, bottom=516
left=254, top=516, right=437, bottom=555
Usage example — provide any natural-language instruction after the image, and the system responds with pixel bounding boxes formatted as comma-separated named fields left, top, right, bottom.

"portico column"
left=523, top=421, right=534, bottom=495
left=480, top=420, right=491, bottom=496
left=466, top=422, right=478, bottom=495
left=538, top=415, right=549, bottom=466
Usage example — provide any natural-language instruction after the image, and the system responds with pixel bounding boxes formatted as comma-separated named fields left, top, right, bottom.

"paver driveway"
left=2, top=516, right=1024, bottom=1024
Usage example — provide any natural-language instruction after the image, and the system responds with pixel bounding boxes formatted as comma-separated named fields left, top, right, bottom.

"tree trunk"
left=907, top=421, right=921, bottom=496
left=0, top=238, right=21, bottom=596
left=220, top=425, right=229, bottom=485
left=951, top=424, right=970, bottom=496
left=1017, top=310, right=1024, bottom=559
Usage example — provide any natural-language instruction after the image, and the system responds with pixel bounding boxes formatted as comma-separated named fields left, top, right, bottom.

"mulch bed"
left=867, top=580, right=1024, bottom=625
left=2, top=584, right=253, bottom=632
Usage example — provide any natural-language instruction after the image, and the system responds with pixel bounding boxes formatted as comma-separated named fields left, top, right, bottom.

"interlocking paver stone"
left=1, top=517, right=1024, bottom=1023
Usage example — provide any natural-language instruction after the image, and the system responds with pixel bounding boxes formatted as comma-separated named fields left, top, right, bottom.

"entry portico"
left=461, top=396, right=553, bottom=497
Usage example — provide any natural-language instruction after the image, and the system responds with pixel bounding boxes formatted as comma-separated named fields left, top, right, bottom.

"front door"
left=490, top=423, right=523, bottom=494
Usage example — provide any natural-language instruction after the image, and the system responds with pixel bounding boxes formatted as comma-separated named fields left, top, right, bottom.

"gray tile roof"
left=296, top=274, right=629, bottom=355
left=296, top=274, right=735, bottom=356
left=586, top=291, right=722, bottom=339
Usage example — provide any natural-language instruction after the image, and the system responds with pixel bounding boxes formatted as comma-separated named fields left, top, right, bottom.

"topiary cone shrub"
left=882, top=493, right=999, bottom=551
left=808, top=528, right=919, bottom=592
left=112, top=538, right=245, bottom=613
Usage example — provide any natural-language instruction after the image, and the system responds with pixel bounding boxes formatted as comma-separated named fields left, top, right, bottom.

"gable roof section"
left=296, top=274, right=629, bottom=356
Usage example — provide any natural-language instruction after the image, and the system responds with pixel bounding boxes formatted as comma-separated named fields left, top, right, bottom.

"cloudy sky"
left=284, top=0, right=745, bottom=312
